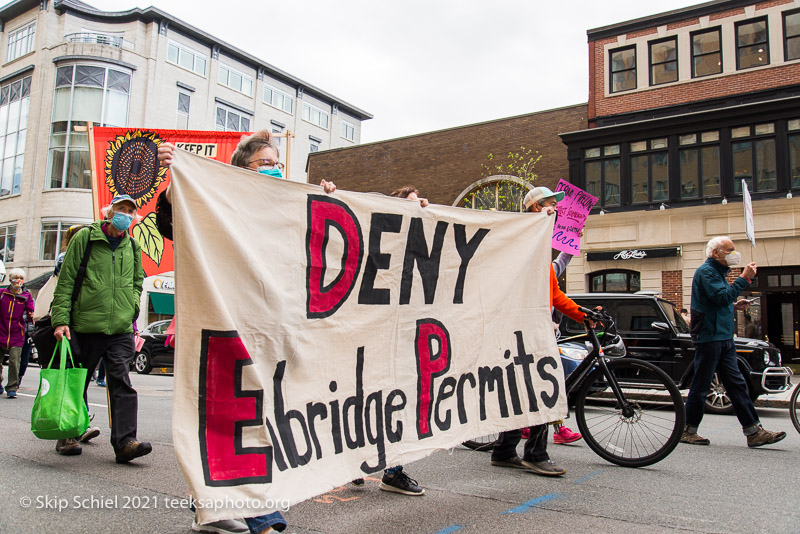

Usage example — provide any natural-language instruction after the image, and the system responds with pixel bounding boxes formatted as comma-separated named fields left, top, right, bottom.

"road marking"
left=501, top=493, right=561, bottom=514
left=573, top=469, right=605, bottom=484
left=434, top=526, right=463, bottom=534
left=15, top=392, right=108, bottom=408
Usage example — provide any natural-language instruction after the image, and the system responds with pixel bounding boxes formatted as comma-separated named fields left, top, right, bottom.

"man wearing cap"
left=51, top=194, right=151, bottom=462
left=490, top=186, right=589, bottom=476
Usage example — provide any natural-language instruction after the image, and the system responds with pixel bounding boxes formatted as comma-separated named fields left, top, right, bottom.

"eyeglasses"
left=249, top=159, right=284, bottom=170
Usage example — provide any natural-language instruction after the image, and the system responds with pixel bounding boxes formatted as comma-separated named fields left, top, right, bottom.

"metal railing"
left=65, top=32, right=132, bottom=49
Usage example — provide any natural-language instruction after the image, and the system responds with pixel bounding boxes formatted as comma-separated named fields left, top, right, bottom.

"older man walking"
left=681, top=236, right=785, bottom=448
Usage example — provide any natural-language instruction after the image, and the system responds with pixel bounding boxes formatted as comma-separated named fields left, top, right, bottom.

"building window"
left=176, top=92, right=190, bottom=129
left=215, top=105, right=250, bottom=132
left=590, top=270, right=641, bottom=293
left=0, top=76, right=31, bottom=197
left=736, top=18, right=769, bottom=70
left=457, top=178, right=530, bottom=212
left=302, top=102, right=329, bottom=129
left=584, top=146, right=620, bottom=207
left=731, top=124, right=776, bottom=194
left=785, top=10, right=800, bottom=61
left=0, top=223, right=15, bottom=264
left=649, top=37, right=677, bottom=85
left=39, top=220, right=86, bottom=261
left=167, top=40, right=207, bottom=77
left=218, top=64, right=253, bottom=96
left=788, top=119, right=800, bottom=189
left=309, top=141, right=319, bottom=153
left=679, top=131, right=720, bottom=199
left=691, top=28, right=722, bottom=77
left=48, top=65, right=131, bottom=190
left=263, top=84, right=294, bottom=114
left=630, top=139, right=669, bottom=204
left=609, top=46, right=636, bottom=93
left=341, top=120, right=355, bottom=141
left=6, top=21, right=35, bottom=62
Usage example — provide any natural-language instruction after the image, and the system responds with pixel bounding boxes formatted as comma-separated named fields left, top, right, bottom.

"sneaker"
left=527, top=459, right=566, bottom=476
left=56, top=438, right=82, bottom=456
left=97, top=379, right=106, bottom=387
left=379, top=468, right=425, bottom=496
left=351, top=478, right=365, bottom=486
left=79, top=427, right=101, bottom=443
left=491, top=455, right=534, bottom=470
left=191, top=518, right=249, bottom=534
left=0, top=384, right=4, bottom=395
left=6, top=390, right=16, bottom=398
left=115, top=440, right=153, bottom=464
left=680, top=428, right=710, bottom=446
left=553, top=426, right=582, bottom=444
left=747, top=427, right=787, bottom=448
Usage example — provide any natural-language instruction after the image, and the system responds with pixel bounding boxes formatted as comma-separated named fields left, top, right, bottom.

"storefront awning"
left=149, top=292, right=174, bottom=315
left=586, top=246, right=681, bottom=262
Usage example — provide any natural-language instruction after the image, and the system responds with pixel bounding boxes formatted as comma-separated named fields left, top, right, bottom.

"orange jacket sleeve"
left=550, top=263, right=585, bottom=323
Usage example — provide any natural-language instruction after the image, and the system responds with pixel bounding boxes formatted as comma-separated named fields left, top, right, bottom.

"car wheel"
left=703, top=373, right=736, bottom=415
left=134, top=350, right=153, bottom=375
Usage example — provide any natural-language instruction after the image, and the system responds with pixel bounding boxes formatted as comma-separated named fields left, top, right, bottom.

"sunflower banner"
left=90, top=127, right=248, bottom=276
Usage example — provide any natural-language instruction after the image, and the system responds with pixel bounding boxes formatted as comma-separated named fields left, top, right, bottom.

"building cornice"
left=52, top=54, right=137, bottom=70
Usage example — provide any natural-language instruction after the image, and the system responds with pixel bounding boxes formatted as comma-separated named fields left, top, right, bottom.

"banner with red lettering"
left=90, top=127, right=248, bottom=276
left=168, top=151, right=565, bottom=524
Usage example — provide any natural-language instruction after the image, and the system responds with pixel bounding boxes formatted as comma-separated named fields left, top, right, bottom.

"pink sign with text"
left=552, top=179, right=598, bottom=256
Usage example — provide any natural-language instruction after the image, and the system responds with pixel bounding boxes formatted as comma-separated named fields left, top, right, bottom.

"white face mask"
left=724, top=250, right=741, bottom=267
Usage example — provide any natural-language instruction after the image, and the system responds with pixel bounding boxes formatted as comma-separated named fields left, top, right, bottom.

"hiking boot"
left=115, top=440, right=152, bottom=464
left=79, top=427, right=100, bottom=443
left=56, top=438, right=82, bottom=456
left=680, top=428, right=710, bottom=445
left=491, top=455, right=535, bottom=470
left=553, top=426, right=582, bottom=444
left=379, top=468, right=425, bottom=496
left=527, top=459, right=566, bottom=476
left=191, top=518, right=249, bottom=534
left=747, top=427, right=786, bottom=448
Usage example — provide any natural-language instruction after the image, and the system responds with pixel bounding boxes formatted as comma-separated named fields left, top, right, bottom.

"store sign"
left=153, top=278, right=175, bottom=290
left=587, top=247, right=680, bottom=262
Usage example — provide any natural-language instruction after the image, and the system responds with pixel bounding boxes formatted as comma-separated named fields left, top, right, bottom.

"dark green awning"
left=149, top=292, right=174, bottom=315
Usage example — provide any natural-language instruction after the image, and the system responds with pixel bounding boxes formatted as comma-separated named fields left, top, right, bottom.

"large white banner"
left=169, top=151, right=565, bottom=523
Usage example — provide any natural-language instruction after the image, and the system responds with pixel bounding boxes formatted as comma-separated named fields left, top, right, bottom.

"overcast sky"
left=86, top=0, right=701, bottom=143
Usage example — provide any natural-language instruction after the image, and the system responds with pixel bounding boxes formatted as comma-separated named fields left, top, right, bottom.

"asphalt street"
left=1, top=366, right=798, bottom=534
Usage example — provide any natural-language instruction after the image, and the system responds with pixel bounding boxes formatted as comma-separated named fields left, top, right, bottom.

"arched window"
left=453, top=175, right=532, bottom=212
left=589, top=269, right=641, bottom=293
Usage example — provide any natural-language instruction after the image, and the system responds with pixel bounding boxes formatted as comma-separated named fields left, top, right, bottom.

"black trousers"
left=491, top=424, right=549, bottom=463
left=73, top=332, right=138, bottom=451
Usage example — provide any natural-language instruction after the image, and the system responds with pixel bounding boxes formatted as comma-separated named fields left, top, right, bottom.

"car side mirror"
left=652, top=321, right=671, bottom=336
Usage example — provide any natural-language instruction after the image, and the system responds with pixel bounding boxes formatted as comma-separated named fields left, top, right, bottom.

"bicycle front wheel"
left=574, top=358, right=685, bottom=468
left=790, top=383, right=800, bottom=435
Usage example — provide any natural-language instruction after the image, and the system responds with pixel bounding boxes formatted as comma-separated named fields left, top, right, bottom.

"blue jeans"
left=245, top=511, right=286, bottom=533
left=685, top=339, right=759, bottom=434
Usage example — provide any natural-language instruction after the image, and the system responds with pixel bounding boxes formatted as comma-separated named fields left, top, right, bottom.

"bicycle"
left=790, top=381, right=800, bottom=435
left=463, top=308, right=686, bottom=468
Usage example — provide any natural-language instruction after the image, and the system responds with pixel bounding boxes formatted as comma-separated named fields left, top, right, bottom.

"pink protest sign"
left=552, top=179, right=598, bottom=256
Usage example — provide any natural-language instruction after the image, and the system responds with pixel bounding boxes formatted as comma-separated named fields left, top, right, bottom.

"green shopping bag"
left=30, top=338, right=90, bottom=440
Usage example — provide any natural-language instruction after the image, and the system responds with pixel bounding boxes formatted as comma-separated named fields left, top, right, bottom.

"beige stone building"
left=0, top=0, right=371, bottom=283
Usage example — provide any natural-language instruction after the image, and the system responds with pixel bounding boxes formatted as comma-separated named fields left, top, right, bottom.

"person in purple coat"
left=0, top=268, right=35, bottom=398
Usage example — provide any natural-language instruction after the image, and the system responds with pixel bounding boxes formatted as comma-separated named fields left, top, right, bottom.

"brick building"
left=307, top=104, right=587, bottom=208
left=0, top=0, right=371, bottom=283
left=560, top=0, right=800, bottom=361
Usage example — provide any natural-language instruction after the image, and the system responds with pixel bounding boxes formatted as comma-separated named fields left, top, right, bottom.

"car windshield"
left=659, top=300, right=690, bottom=333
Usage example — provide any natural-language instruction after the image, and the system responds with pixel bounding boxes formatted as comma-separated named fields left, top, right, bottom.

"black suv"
left=558, top=293, right=792, bottom=414
left=134, top=319, right=174, bottom=374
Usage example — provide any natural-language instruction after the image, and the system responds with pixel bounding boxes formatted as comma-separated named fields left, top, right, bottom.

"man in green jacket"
left=51, top=195, right=151, bottom=463
left=681, top=235, right=785, bottom=448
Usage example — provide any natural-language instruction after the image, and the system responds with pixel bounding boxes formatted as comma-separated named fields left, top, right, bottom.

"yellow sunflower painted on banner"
left=104, top=130, right=167, bottom=208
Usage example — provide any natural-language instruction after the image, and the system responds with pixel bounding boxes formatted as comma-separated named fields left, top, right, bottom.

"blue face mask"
left=258, top=166, right=283, bottom=179
left=111, top=211, right=134, bottom=231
